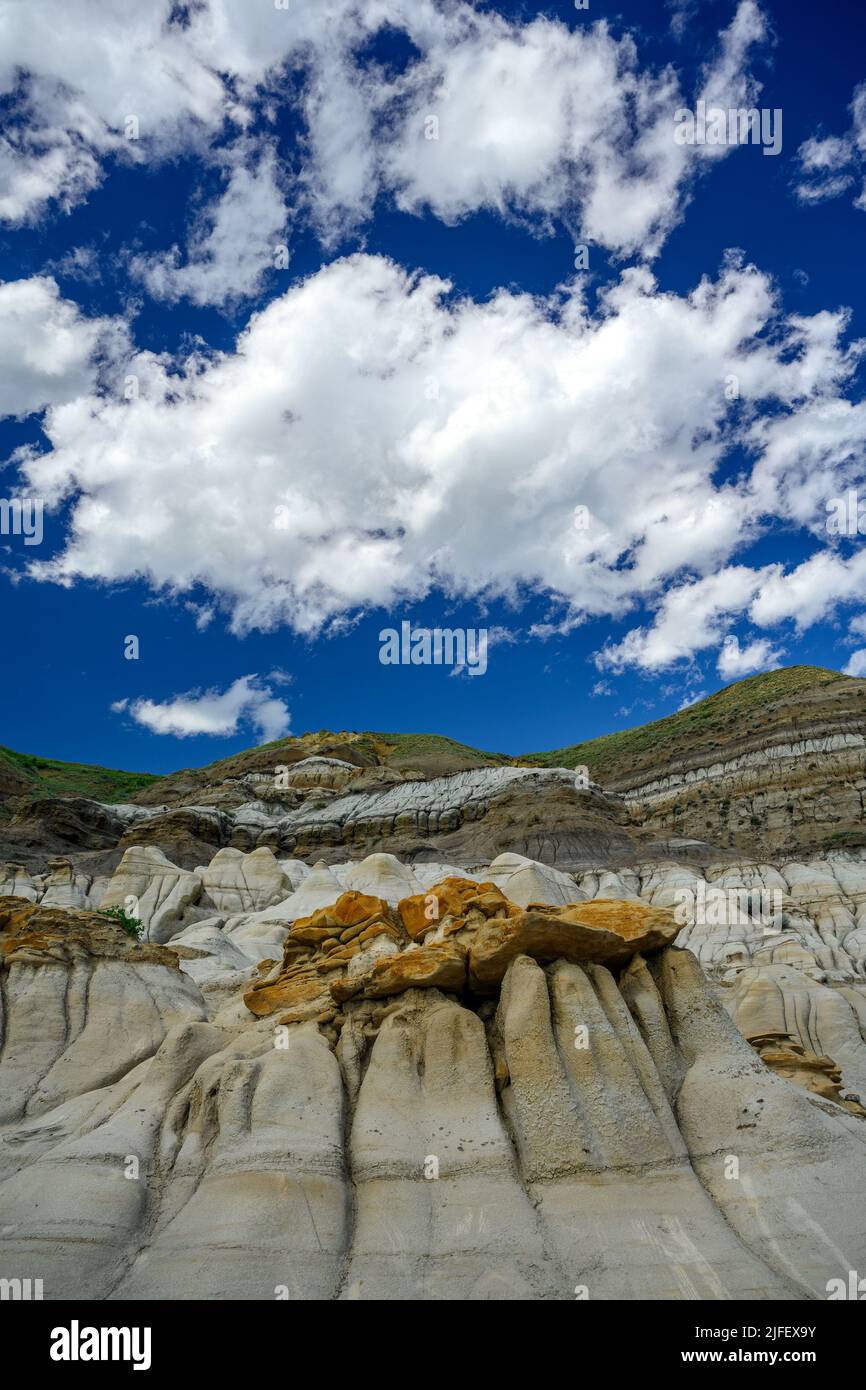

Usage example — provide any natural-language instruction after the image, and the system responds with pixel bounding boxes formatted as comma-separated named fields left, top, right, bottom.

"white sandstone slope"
left=2, top=841, right=866, bottom=1300
left=99, top=845, right=203, bottom=944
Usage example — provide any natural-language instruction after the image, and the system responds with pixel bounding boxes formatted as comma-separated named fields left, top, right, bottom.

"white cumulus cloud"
left=595, top=567, right=769, bottom=672
left=795, top=81, right=866, bottom=210
left=380, top=1, right=770, bottom=258
left=717, top=633, right=783, bottom=679
left=749, top=549, right=866, bottom=631
left=131, top=144, right=289, bottom=307
left=113, top=675, right=290, bottom=742
left=0, top=0, right=771, bottom=264
left=14, top=251, right=866, bottom=664
left=0, top=275, right=126, bottom=418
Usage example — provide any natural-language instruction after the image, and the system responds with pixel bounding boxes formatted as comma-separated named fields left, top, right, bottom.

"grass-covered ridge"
left=146, top=728, right=513, bottom=797
left=523, top=666, right=856, bottom=780
left=172, top=671, right=857, bottom=787
left=1, top=666, right=860, bottom=805
left=364, top=731, right=513, bottom=770
left=0, top=745, right=162, bottom=804
left=116, top=726, right=516, bottom=805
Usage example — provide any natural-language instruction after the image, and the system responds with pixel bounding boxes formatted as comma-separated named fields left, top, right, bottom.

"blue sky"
left=0, top=0, right=865, bottom=772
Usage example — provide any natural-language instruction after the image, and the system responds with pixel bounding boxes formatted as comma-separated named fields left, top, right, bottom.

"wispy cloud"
left=794, top=81, right=866, bottom=211
left=717, top=634, right=784, bottom=679
left=111, top=675, right=290, bottom=742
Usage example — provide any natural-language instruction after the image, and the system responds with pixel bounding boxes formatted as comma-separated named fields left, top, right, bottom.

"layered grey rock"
left=3, top=817, right=866, bottom=1303
left=99, top=845, right=202, bottom=943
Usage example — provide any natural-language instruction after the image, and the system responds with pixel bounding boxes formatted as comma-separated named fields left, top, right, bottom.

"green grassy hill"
left=364, top=731, right=514, bottom=771
left=2, top=666, right=861, bottom=808
left=127, top=727, right=514, bottom=803
left=523, top=666, right=860, bottom=781
left=0, top=745, right=162, bottom=805
left=200, top=728, right=510, bottom=775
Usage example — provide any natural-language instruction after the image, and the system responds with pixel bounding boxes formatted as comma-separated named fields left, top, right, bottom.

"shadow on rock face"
left=2, top=876, right=865, bottom=1300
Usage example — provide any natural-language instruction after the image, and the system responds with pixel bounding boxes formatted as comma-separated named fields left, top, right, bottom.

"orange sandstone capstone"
left=398, top=877, right=508, bottom=938
left=364, top=939, right=467, bottom=998
left=468, top=898, right=679, bottom=989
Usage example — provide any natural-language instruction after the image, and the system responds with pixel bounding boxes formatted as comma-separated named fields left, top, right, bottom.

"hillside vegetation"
left=524, top=666, right=859, bottom=781
left=2, top=666, right=861, bottom=806
left=0, top=745, right=162, bottom=805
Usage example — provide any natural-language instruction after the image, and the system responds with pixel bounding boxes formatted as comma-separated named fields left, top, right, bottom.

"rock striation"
left=2, top=839, right=866, bottom=1301
left=2, top=668, right=866, bottom=1300
left=533, top=667, right=866, bottom=862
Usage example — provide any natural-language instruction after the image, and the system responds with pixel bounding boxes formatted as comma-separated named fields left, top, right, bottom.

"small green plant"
left=99, top=905, right=144, bottom=940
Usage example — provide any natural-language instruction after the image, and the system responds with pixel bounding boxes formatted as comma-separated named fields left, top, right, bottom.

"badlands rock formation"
left=1, top=839, right=866, bottom=1300
left=3, top=669, right=863, bottom=879
left=533, top=665, right=866, bottom=861
left=1, top=667, right=866, bottom=1300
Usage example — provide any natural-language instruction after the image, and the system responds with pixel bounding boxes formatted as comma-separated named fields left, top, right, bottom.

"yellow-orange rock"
left=750, top=1033, right=866, bottom=1117
left=244, top=888, right=676, bottom=1018
left=0, top=896, right=180, bottom=968
left=292, top=892, right=399, bottom=940
left=329, top=973, right=364, bottom=1004
left=291, top=921, right=339, bottom=945
left=244, top=964, right=332, bottom=1022
left=468, top=898, right=678, bottom=989
left=245, top=891, right=411, bottom=1019
left=333, top=891, right=389, bottom=927
left=464, top=888, right=515, bottom=917
left=362, top=939, right=467, bottom=998
left=398, top=877, right=512, bottom=938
